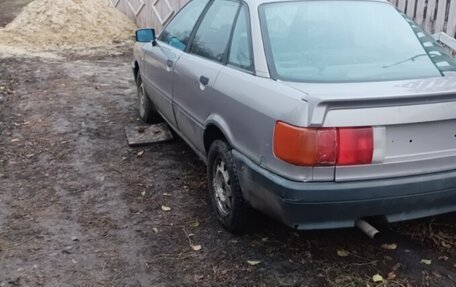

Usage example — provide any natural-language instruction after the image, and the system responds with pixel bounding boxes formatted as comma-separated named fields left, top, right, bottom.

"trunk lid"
left=282, top=76, right=456, bottom=181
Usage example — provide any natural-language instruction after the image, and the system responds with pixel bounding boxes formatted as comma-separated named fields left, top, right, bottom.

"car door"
left=172, top=0, right=241, bottom=152
left=142, top=0, right=209, bottom=128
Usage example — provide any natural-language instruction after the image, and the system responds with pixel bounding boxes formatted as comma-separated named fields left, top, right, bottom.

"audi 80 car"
left=132, top=0, right=456, bottom=232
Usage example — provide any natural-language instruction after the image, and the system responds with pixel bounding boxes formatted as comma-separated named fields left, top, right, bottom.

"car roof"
left=242, top=0, right=389, bottom=7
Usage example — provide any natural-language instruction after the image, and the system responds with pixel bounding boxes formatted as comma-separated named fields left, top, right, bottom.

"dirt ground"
left=0, top=2, right=455, bottom=287
left=0, top=0, right=34, bottom=27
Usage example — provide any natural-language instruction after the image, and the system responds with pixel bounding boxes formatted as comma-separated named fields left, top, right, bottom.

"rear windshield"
left=259, top=1, right=456, bottom=83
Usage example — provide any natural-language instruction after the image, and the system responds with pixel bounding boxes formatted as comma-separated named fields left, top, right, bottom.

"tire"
left=207, top=140, right=251, bottom=233
left=136, top=75, right=161, bottom=124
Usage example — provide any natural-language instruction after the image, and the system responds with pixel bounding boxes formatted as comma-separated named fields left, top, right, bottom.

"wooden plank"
left=406, top=0, right=416, bottom=18
left=447, top=0, right=456, bottom=37
left=415, top=0, right=426, bottom=25
left=397, top=0, right=407, bottom=12
left=425, top=0, right=437, bottom=33
left=129, top=0, right=188, bottom=29
left=125, top=123, right=174, bottom=147
left=434, top=32, right=456, bottom=51
left=434, top=0, right=448, bottom=34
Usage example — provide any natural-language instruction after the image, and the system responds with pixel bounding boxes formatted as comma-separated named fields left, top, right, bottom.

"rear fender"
left=204, top=114, right=235, bottom=150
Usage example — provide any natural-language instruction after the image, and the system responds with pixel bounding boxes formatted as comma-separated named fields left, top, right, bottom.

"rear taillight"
left=273, top=122, right=374, bottom=166
left=337, top=127, right=373, bottom=165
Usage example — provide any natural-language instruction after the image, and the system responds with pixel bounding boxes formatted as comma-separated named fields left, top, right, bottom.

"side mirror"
left=136, top=28, right=156, bottom=43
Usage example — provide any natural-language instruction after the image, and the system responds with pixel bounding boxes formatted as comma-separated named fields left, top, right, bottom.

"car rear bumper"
left=232, top=150, right=456, bottom=230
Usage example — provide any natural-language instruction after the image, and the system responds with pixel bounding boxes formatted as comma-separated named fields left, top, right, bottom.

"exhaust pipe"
left=356, top=219, right=380, bottom=239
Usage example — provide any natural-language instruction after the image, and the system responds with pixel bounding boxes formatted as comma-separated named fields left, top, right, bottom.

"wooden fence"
left=112, top=0, right=455, bottom=36
left=112, top=0, right=188, bottom=31
left=392, top=0, right=456, bottom=37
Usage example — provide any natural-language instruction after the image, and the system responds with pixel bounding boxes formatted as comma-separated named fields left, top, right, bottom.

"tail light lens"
left=337, top=127, right=373, bottom=165
left=273, top=122, right=374, bottom=166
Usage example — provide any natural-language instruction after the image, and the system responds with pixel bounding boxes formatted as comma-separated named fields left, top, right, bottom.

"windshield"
left=259, top=1, right=456, bottom=83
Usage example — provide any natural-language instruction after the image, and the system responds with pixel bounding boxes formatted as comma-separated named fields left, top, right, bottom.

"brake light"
left=337, top=127, right=373, bottom=165
left=273, top=122, right=374, bottom=166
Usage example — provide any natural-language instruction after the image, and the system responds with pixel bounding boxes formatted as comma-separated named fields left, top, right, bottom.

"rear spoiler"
left=307, top=91, right=456, bottom=126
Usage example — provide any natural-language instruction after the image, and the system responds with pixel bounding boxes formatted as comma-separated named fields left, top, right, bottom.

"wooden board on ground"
left=125, top=122, right=174, bottom=147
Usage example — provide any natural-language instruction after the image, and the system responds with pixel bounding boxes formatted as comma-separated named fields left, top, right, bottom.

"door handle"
left=199, top=76, right=209, bottom=86
left=166, top=59, right=174, bottom=67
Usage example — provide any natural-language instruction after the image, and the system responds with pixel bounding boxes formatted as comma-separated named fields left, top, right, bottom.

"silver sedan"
left=132, top=0, right=456, bottom=232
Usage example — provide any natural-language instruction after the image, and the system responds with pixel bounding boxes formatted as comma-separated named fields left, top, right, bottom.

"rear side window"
left=190, top=0, right=240, bottom=62
left=228, top=5, right=253, bottom=71
left=259, top=1, right=446, bottom=82
left=159, top=0, right=209, bottom=51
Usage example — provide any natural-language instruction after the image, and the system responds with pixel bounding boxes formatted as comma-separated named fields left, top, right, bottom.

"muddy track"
left=0, top=51, right=454, bottom=286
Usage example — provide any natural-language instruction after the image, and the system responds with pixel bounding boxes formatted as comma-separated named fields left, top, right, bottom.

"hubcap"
left=213, top=158, right=232, bottom=217
left=138, top=82, right=146, bottom=118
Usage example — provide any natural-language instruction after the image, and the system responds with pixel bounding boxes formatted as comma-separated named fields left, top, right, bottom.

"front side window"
left=228, top=5, right=254, bottom=71
left=159, top=0, right=209, bottom=51
left=259, top=1, right=456, bottom=83
left=190, top=0, right=240, bottom=62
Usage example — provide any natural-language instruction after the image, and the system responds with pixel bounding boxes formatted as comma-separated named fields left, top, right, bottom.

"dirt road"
left=0, top=47, right=454, bottom=287
left=0, top=2, right=455, bottom=286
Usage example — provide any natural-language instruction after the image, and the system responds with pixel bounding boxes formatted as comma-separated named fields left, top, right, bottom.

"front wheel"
left=207, top=140, right=251, bottom=233
left=136, top=75, right=161, bottom=124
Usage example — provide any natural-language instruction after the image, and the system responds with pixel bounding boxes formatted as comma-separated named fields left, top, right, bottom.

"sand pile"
left=0, top=0, right=137, bottom=49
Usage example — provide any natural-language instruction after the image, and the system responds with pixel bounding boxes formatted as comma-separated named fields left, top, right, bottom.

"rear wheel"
left=208, top=140, right=251, bottom=233
left=136, top=75, right=161, bottom=124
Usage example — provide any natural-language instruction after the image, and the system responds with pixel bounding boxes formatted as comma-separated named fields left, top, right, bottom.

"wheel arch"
left=133, top=61, right=140, bottom=83
left=203, top=115, right=235, bottom=155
